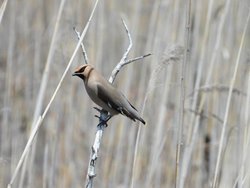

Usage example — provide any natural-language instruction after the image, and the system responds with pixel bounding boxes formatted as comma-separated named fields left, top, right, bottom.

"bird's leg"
left=93, top=107, right=103, bottom=119
left=94, top=107, right=112, bottom=127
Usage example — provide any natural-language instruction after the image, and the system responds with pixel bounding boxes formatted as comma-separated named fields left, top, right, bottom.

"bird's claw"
left=98, top=114, right=111, bottom=127
left=94, top=115, right=100, bottom=119
left=93, top=107, right=102, bottom=112
left=104, top=115, right=112, bottom=122
left=103, top=115, right=112, bottom=127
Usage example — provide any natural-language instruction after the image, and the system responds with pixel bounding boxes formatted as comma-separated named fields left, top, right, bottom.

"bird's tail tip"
left=139, top=118, right=146, bottom=125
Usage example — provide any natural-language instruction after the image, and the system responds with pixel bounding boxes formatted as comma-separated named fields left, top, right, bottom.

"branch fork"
left=74, top=18, right=151, bottom=188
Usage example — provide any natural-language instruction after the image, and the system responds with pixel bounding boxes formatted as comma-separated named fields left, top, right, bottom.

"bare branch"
left=73, top=27, right=89, bottom=64
left=109, top=19, right=151, bottom=84
left=86, top=18, right=151, bottom=188
left=124, top=53, right=152, bottom=66
left=109, top=18, right=133, bottom=83
left=86, top=110, right=107, bottom=188
left=119, top=18, right=132, bottom=63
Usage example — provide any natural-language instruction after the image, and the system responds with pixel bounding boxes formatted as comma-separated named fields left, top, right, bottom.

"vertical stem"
left=8, top=0, right=99, bottom=186
left=19, top=1, right=66, bottom=187
left=175, top=0, right=191, bottom=187
left=2, top=1, right=15, bottom=186
left=85, top=121, right=106, bottom=188
left=0, top=0, right=8, bottom=23
left=212, top=10, right=250, bottom=188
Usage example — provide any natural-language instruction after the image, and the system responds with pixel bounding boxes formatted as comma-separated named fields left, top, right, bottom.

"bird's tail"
left=137, top=117, right=146, bottom=125
left=124, top=108, right=146, bottom=125
left=124, top=100, right=145, bottom=125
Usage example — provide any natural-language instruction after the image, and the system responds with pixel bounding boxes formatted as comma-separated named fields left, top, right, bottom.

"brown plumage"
left=72, top=64, right=146, bottom=124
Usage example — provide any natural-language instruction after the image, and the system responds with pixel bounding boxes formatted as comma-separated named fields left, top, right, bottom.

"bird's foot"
left=94, top=107, right=112, bottom=127
left=99, top=113, right=112, bottom=127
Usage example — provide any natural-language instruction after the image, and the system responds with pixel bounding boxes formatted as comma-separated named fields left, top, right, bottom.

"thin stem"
left=109, top=18, right=133, bottom=84
left=0, top=0, right=8, bottom=23
left=175, top=0, right=191, bottom=187
left=212, top=9, right=250, bottom=188
left=22, top=0, right=66, bottom=187
left=73, top=27, right=89, bottom=64
left=124, top=53, right=152, bottom=66
left=7, top=0, right=99, bottom=187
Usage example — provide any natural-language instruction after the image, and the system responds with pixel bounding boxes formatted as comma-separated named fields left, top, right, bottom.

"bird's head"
left=72, top=64, right=94, bottom=81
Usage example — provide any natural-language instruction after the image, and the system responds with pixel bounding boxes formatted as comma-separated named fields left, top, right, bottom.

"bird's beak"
left=72, top=73, right=80, bottom=76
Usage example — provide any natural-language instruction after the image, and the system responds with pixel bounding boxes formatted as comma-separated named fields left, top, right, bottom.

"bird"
left=72, top=64, right=146, bottom=125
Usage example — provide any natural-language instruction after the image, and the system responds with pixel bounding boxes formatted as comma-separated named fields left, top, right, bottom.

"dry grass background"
left=0, top=0, right=250, bottom=187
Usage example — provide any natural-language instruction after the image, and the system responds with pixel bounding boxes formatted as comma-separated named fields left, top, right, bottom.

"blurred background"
left=0, top=0, right=250, bottom=187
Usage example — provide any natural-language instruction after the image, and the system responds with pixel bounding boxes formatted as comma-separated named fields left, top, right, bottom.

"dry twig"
left=73, top=27, right=89, bottom=64
left=85, top=18, right=151, bottom=188
left=176, top=0, right=191, bottom=187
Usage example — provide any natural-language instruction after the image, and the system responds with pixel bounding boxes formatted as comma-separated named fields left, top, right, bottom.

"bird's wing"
left=124, top=95, right=138, bottom=111
left=96, top=83, right=120, bottom=111
left=96, top=83, right=137, bottom=121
